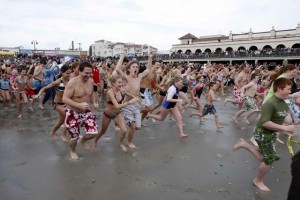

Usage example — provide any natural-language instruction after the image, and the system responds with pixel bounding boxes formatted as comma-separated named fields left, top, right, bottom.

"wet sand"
left=0, top=97, right=298, bottom=200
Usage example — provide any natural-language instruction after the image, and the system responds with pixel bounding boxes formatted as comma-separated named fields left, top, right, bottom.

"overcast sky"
left=1, top=0, right=299, bottom=51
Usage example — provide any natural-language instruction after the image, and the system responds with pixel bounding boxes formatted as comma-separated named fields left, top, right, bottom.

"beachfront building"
left=171, top=24, right=300, bottom=55
left=90, top=40, right=114, bottom=57
left=90, top=40, right=157, bottom=57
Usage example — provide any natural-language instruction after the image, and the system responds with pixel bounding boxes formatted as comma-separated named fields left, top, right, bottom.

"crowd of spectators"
left=136, top=47, right=300, bottom=61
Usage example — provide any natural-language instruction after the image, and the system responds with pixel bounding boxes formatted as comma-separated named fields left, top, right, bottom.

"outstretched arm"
left=115, top=53, right=128, bottom=80
left=140, top=48, right=153, bottom=79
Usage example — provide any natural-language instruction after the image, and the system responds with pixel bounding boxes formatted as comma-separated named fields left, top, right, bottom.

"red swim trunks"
left=25, top=88, right=35, bottom=97
left=65, top=108, right=98, bottom=140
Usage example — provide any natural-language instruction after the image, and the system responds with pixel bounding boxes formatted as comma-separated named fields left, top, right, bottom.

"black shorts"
left=180, top=86, right=188, bottom=93
left=159, top=90, right=167, bottom=96
left=93, top=85, right=98, bottom=92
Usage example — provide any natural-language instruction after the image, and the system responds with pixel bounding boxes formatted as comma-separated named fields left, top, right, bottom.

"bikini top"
left=56, top=78, right=65, bottom=92
left=107, top=92, right=125, bottom=105
left=17, top=77, right=27, bottom=85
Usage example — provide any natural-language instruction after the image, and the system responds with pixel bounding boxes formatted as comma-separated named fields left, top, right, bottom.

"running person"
left=147, top=76, right=189, bottom=138
left=233, top=77, right=298, bottom=192
left=35, top=65, right=72, bottom=141
left=92, top=76, right=139, bottom=152
left=62, top=62, right=99, bottom=160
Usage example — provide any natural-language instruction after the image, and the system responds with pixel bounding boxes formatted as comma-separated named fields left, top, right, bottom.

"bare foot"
left=243, top=118, right=250, bottom=125
left=17, top=114, right=22, bottom=118
left=39, top=105, right=45, bottom=110
left=189, top=113, right=195, bottom=118
left=217, top=125, right=224, bottom=129
left=50, top=132, right=58, bottom=140
left=231, top=117, right=238, bottom=123
left=80, top=139, right=91, bottom=150
left=61, top=135, right=68, bottom=143
left=120, top=144, right=128, bottom=153
left=200, top=118, right=206, bottom=123
left=151, top=118, right=156, bottom=123
left=70, top=151, right=79, bottom=160
left=250, top=137, right=258, bottom=147
left=224, top=99, right=229, bottom=106
left=29, top=106, right=34, bottom=112
left=180, top=133, right=189, bottom=139
left=114, top=126, right=120, bottom=131
left=142, top=124, right=148, bottom=127
left=276, top=138, right=285, bottom=144
left=233, top=138, right=246, bottom=151
left=128, top=143, right=137, bottom=149
left=92, top=143, right=99, bottom=152
left=253, top=179, right=270, bottom=192
left=169, top=118, right=176, bottom=121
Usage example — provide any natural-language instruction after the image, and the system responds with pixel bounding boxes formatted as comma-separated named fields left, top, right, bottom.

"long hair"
left=270, top=64, right=296, bottom=84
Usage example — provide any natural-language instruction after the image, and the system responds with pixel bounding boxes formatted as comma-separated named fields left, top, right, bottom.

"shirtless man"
left=63, top=62, right=99, bottom=160
left=140, top=60, right=160, bottom=125
left=232, top=74, right=261, bottom=124
left=116, top=50, right=152, bottom=148
left=224, top=63, right=251, bottom=109
left=32, top=59, right=46, bottom=110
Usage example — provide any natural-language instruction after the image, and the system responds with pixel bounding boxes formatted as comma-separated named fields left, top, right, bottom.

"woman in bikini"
left=35, top=65, right=72, bottom=141
left=13, top=68, right=30, bottom=118
left=93, top=75, right=139, bottom=152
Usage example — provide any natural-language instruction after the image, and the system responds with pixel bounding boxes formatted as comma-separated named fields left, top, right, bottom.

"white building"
left=171, top=24, right=300, bottom=54
left=90, top=40, right=157, bottom=57
left=90, top=40, right=114, bottom=57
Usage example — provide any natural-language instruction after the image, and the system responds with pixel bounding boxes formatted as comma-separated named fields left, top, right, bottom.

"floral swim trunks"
left=65, top=108, right=98, bottom=140
left=253, top=127, right=280, bottom=165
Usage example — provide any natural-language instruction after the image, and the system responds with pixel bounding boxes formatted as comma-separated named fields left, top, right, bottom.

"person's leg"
left=141, top=106, right=153, bottom=126
left=0, top=90, right=7, bottom=108
left=171, top=106, right=188, bottom=138
left=15, top=93, right=22, bottom=118
left=179, top=92, right=189, bottom=107
left=233, top=138, right=262, bottom=160
left=232, top=109, right=245, bottom=122
left=233, top=135, right=276, bottom=192
left=214, top=113, right=223, bottom=129
left=29, top=96, right=35, bottom=111
left=220, top=82, right=225, bottom=96
left=147, top=107, right=170, bottom=121
left=253, top=162, right=273, bottom=192
left=115, top=114, right=128, bottom=152
left=21, top=92, right=28, bottom=104
left=81, top=114, right=98, bottom=150
left=81, top=133, right=96, bottom=150
left=38, top=93, right=44, bottom=109
left=93, top=115, right=111, bottom=150
left=50, top=105, right=65, bottom=139
left=151, top=94, right=164, bottom=113
left=42, top=87, right=52, bottom=105
left=224, top=98, right=239, bottom=106
left=70, top=139, right=79, bottom=160
left=243, top=110, right=258, bottom=124
left=65, top=109, right=80, bottom=159
left=127, top=123, right=136, bottom=148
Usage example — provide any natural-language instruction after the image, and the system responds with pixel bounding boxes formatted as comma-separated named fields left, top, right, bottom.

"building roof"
left=194, top=36, right=229, bottom=42
left=179, top=33, right=198, bottom=40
